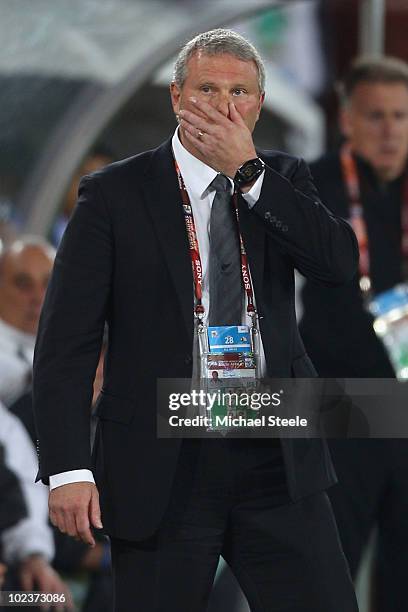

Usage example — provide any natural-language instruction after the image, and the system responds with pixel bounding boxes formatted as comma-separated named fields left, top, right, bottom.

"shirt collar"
left=351, top=149, right=406, bottom=188
left=0, top=317, right=36, bottom=350
left=171, top=127, right=233, bottom=199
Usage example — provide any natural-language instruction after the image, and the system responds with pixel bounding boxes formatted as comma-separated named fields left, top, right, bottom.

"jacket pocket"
left=94, top=390, right=136, bottom=424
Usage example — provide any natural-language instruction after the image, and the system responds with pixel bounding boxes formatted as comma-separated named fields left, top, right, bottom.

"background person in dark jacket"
left=300, top=56, right=408, bottom=612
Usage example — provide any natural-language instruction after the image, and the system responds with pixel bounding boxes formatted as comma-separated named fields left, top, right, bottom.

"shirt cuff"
left=241, top=171, right=265, bottom=208
left=49, top=469, right=95, bottom=490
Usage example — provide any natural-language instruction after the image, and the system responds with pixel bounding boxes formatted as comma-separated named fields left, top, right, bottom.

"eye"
left=14, top=276, right=33, bottom=292
left=200, top=85, right=212, bottom=94
left=232, top=88, right=246, bottom=96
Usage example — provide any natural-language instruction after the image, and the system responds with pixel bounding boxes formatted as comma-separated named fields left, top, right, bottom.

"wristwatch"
left=233, top=158, right=265, bottom=188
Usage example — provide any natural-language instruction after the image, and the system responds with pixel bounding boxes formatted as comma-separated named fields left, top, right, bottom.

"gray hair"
left=173, top=29, right=266, bottom=93
left=0, top=235, right=55, bottom=276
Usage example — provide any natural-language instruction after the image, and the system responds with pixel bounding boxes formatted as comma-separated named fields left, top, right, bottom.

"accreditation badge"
left=369, top=283, right=408, bottom=380
left=196, top=323, right=261, bottom=433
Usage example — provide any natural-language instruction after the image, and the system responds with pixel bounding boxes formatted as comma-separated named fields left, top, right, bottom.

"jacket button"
left=185, top=355, right=192, bottom=365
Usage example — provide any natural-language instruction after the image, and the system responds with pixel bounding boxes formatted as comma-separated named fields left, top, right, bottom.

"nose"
left=30, top=284, right=46, bottom=308
left=214, top=91, right=230, bottom=117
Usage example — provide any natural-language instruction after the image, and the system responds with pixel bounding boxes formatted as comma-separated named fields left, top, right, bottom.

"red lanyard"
left=340, top=142, right=408, bottom=288
left=174, top=160, right=255, bottom=319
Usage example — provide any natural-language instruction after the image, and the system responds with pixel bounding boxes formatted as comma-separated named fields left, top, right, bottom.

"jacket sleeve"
left=251, top=157, right=359, bottom=286
left=33, top=175, right=112, bottom=483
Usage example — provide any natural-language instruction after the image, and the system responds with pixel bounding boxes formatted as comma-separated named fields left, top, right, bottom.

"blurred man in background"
left=0, top=401, right=74, bottom=609
left=52, top=149, right=114, bottom=247
left=300, top=56, right=408, bottom=611
left=0, top=236, right=109, bottom=609
left=9, top=339, right=113, bottom=612
left=0, top=443, right=27, bottom=589
left=0, top=236, right=55, bottom=406
left=0, top=236, right=72, bottom=604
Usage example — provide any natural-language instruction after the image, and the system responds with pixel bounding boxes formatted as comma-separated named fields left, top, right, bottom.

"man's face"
left=0, top=245, right=54, bottom=335
left=341, top=81, right=408, bottom=181
left=170, top=51, right=264, bottom=137
left=64, top=154, right=112, bottom=217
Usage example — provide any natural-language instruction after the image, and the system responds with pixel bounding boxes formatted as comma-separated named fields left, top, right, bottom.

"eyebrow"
left=199, top=81, right=249, bottom=89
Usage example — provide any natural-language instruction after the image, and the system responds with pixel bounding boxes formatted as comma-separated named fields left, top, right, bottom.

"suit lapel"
left=141, top=138, right=194, bottom=344
left=140, top=139, right=267, bottom=346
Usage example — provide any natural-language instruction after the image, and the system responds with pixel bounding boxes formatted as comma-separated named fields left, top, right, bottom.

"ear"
left=170, top=82, right=182, bottom=116
left=340, top=105, right=352, bottom=139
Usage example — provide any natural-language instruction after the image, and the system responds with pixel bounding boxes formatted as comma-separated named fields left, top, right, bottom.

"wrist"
left=228, top=151, right=258, bottom=177
left=233, top=158, right=264, bottom=190
left=20, top=553, right=45, bottom=563
left=19, top=554, right=47, bottom=571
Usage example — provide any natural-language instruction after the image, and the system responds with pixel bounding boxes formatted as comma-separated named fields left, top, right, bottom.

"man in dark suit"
left=300, top=56, right=408, bottom=611
left=33, top=29, right=359, bottom=611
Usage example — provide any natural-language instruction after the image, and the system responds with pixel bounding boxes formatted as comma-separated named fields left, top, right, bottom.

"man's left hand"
left=179, top=98, right=257, bottom=178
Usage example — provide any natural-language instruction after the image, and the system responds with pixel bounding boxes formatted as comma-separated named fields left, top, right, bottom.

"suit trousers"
left=110, top=438, right=358, bottom=612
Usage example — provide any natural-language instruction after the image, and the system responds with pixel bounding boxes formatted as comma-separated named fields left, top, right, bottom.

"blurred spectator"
left=0, top=443, right=27, bottom=589
left=9, top=344, right=112, bottom=612
left=0, top=236, right=55, bottom=406
left=300, top=56, right=408, bottom=611
left=0, top=401, right=73, bottom=608
left=52, top=149, right=114, bottom=247
left=0, top=237, right=75, bottom=604
left=0, top=399, right=54, bottom=563
left=0, top=444, right=26, bottom=534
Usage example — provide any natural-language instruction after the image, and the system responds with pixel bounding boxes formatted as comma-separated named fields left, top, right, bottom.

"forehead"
left=350, top=81, right=408, bottom=108
left=1, top=247, right=53, bottom=278
left=186, top=51, right=259, bottom=84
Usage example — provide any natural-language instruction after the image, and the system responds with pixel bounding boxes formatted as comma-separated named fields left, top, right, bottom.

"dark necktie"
left=208, top=174, right=242, bottom=325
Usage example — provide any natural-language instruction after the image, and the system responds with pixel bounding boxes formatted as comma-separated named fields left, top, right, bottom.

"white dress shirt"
left=0, top=318, right=35, bottom=407
left=50, top=128, right=266, bottom=490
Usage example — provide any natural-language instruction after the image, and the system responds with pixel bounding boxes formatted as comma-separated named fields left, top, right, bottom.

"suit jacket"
left=300, top=151, right=397, bottom=378
left=33, top=137, right=358, bottom=541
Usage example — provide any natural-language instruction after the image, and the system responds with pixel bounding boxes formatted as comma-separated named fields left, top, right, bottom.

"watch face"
left=243, top=165, right=256, bottom=178
left=234, top=158, right=263, bottom=186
